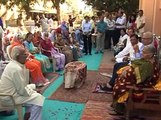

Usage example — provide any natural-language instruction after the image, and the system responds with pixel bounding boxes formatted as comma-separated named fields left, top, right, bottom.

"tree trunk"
left=56, top=5, right=61, bottom=22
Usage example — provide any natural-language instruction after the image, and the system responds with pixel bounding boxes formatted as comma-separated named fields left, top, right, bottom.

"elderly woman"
left=32, top=31, right=42, bottom=47
left=41, top=32, right=65, bottom=71
left=61, top=21, right=69, bottom=40
left=0, top=46, right=45, bottom=120
left=8, top=33, right=49, bottom=87
left=54, top=33, right=73, bottom=64
left=68, top=32, right=82, bottom=59
left=111, top=45, right=159, bottom=114
left=24, top=32, right=52, bottom=73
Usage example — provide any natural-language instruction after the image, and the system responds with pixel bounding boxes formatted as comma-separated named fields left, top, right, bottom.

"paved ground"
left=81, top=50, right=115, bottom=120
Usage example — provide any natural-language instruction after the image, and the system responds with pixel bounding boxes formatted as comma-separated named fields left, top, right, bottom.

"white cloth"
left=115, top=16, right=126, bottom=29
left=118, top=34, right=129, bottom=45
left=135, top=15, right=145, bottom=35
left=106, top=19, right=115, bottom=30
left=115, top=42, right=143, bottom=62
left=0, top=60, right=45, bottom=106
left=48, top=18, right=54, bottom=28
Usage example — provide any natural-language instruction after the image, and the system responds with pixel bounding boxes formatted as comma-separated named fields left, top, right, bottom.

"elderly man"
left=101, top=31, right=154, bottom=91
left=0, top=46, right=45, bottom=120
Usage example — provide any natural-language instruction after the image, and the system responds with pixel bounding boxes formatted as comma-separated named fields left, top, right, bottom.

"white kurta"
left=0, top=60, right=45, bottom=106
left=115, top=42, right=143, bottom=62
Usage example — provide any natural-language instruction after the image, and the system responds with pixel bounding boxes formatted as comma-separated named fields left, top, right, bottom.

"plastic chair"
left=0, top=93, right=23, bottom=120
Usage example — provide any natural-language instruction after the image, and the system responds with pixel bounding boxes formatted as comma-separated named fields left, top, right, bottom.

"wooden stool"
left=64, top=61, right=87, bottom=88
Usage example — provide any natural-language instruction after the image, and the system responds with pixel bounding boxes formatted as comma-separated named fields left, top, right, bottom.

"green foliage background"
left=83, top=0, right=139, bottom=15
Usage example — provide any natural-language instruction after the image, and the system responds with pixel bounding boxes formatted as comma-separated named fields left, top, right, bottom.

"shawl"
left=131, top=59, right=153, bottom=84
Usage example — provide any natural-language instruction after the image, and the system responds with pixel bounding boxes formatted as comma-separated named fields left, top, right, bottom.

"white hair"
left=10, top=46, right=22, bottom=60
left=13, top=32, right=24, bottom=41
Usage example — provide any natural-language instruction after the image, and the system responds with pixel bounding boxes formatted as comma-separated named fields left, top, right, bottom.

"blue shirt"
left=82, top=21, right=92, bottom=33
left=96, top=20, right=107, bottom=33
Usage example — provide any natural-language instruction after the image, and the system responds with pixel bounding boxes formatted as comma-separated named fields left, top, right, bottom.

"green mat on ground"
left=0, top=49, right=103, bottom=120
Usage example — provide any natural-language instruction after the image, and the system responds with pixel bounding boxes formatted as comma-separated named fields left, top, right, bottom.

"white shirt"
left=115, top=42, right=143, bottom=62
left=118, top=34, right=129, bottom=45
left=135, top=15, right=145, bottom=34
left=0, top=60, right=45, bottom=106
left=48, top=18, right=54, bottom=28
left=107, top=19, right=115, bottom=30
left=115, top=16, right=126, bottom=29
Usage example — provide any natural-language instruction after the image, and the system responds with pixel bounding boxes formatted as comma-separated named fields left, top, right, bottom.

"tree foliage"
left=83, top=0, right=139, bottom=15
left=0, top=0, right=65, bottom=21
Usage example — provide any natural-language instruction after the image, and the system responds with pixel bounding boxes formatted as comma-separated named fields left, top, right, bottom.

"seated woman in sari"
left=24, top=32, right=52, bottom=73
left=41, top=32, right=65, bottom=71
left=111, top=45, right=160, bottom=114
left=67, top=32, right=82, bottom=60
left=54, top=33, right=73, bottom=64
left=32, top=31, right=42, bottom=47
left=8, top=33, right=49, bottom=87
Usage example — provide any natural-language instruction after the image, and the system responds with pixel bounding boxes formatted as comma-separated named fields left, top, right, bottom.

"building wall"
left=153, top=0, right=161, bottom=36
left=139, top=0, right=161, bottom=36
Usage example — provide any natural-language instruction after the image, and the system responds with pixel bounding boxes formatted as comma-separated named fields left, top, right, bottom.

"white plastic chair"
left=0, top=93, right=23, bottom=120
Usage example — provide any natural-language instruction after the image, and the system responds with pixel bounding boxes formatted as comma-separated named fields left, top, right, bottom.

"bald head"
left=142, top=31, right=153, bottom=45
left=10, top=46, right=27, bottom=64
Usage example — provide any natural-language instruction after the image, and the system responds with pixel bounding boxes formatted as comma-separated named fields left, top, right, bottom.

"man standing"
left=135, top=10, right=146, bottom=37
left=82, top=16, right=92, bottom=55
left=0, top=46, right=45, bottom=120
left=114, top=11, right=126, bottom=46
left=95, top=14, right=107, bottom=54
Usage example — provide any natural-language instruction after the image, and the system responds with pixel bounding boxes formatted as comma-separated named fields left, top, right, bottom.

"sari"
left=54, top=39, right=73, bottom=64
left=24, top=40, right=52, bottom=73
left=68, top=38, right=82, bottom=60
left=9, top=41, right=47, bottom=85
left=112, top=59, right=159, bottom=113
left=32, top=32, right=41, bottom=47
left=41, top=39, right=65, bottom=70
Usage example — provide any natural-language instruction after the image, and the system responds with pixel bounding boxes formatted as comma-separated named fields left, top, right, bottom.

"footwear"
left=100, top=51, right=104, bottom=53
left=107, top=106, right=115, bottom=111
left=95, top=51, right=98, bottom=54
left=84, top=53, right=88, bottom=55
left=0, top=110, right=15, bottom=116
left=44, top=81, right=50, bottom=86
left=109, top=110, right=123, bottom=116
left=100, top=85, right=112, bottom=92
left=36, top=83, right=44, bottom=87
left=89, top=53, right=92, bottom=55
left=100, top=73, right=112, bottom=78
left=24, top=112, right=30, bottom=120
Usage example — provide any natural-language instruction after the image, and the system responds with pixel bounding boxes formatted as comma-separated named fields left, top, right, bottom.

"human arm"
left=13, top=70, right=34, bottom=96
left=115, top=45, right=131, bottom=59
left=137, top=23, right=145, bottom=30
left=115, top=17, right=126, bottom=26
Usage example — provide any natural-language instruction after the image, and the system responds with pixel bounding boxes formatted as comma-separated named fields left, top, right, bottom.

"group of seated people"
left=0, top=27, right=85, bottom=119
left=100, top=31, right=161, bottom=115
left=1, top=28, right=82, bottom=87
